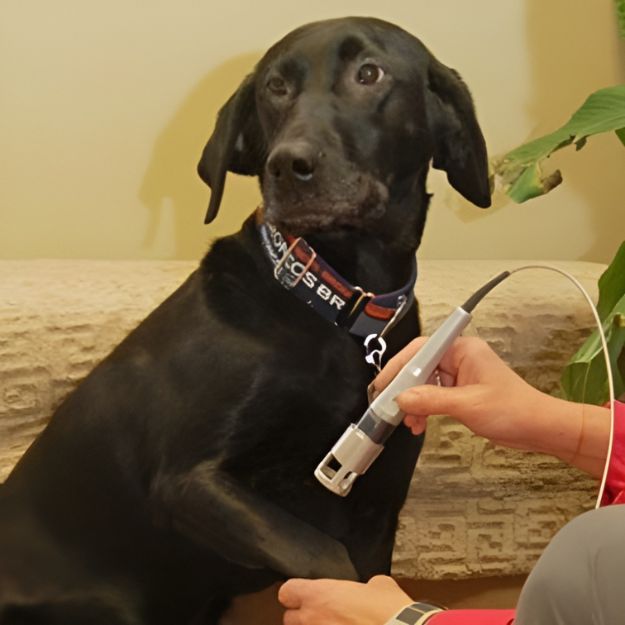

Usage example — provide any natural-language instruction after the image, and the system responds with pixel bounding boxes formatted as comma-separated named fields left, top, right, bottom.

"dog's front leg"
left=157, top=462, right=358, bottom=581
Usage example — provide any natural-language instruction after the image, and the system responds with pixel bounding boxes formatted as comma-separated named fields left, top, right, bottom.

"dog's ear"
left=197, top=74, right=265, bottom=224
left=425, top=59, right=491, bottom=208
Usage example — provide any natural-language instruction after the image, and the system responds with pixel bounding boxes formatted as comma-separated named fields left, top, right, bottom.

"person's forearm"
left=529, top=394, right=610, bottom=478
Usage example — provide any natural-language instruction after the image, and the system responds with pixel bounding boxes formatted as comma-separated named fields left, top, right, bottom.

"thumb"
left=396, top=384, right=479, bottom=420
left=278, top=578, right=312, bottom=608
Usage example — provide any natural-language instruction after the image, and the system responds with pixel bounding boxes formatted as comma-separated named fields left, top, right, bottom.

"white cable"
left=508, top=264, right=616, bottom=508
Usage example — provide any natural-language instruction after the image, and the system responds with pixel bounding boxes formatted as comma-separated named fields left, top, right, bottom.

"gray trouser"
left=515, top=504, right=625, bottom=625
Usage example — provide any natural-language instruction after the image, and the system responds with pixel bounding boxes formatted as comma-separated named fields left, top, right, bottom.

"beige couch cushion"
left=0, top=259, right=603, bottom=578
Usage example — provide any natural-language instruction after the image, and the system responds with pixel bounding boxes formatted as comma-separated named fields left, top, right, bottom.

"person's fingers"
left=396, top=384, right=481, bottom=420
left=426, top=371, right=439, bottom=385
left=437, top=369, right=456, bottom=388
left=403, top=414, right=427, bottom=435
left=283, top=609, right=302, bottom=625
left=368, top=575, right=398, bottom=588
left=278, top=579, right=307, bottom=609
left=377, top=336, right=500, bottom=395
left=373, top=337, right=429, bottom=392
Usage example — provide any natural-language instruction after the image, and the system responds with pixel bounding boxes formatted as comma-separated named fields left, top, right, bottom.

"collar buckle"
left=273, top=237, right=317, bottom=289
left=338, top=286, right=374, bottom=328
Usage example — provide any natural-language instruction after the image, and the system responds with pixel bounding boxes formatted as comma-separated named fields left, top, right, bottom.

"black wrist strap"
left=384, top=602, right=444, bottom=625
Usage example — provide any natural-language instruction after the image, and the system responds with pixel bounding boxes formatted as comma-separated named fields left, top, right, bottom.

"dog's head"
left=198, top=17, right=490, bottom=235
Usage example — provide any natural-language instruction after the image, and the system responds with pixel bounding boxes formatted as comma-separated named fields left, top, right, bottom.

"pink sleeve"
left=428, top=610, right=515, bottom=624
left=601, top=400, right=625, bottom=506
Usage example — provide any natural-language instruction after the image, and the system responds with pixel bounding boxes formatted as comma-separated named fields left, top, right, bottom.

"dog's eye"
left=356, top=63, right=384, bottom=85
left=267, top=76, right=288, bottom=96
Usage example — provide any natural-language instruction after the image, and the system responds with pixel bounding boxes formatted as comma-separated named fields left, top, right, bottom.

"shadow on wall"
left=524, top=0, right=625, bottom=263
left=139, top=53, right=263, bottom=260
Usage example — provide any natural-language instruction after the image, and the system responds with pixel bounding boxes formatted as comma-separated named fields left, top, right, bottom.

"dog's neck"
left=303, top=229, right=415, bottom=295
left=298, top=175, right=430, bottom=294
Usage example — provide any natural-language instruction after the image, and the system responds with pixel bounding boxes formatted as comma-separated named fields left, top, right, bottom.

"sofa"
left=0, top=258, right=603, bottom=580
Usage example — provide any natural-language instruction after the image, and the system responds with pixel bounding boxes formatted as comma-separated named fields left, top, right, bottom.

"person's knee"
left=516, top=505, right=625, bottom=624
left=551, top=504, right=625, bottom=567
left=519, top=512, right=592, bottom=611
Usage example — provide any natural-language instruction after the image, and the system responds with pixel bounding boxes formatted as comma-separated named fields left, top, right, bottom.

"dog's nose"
left=267, top=143, right=318, bottom=182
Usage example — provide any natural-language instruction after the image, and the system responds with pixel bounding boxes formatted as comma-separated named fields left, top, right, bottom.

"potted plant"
left=492, top=0, right=625, bottom=403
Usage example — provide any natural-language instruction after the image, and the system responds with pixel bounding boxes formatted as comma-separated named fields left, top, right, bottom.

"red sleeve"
left=428, top=610, right=515, bottom=624
left=601, top=400, right=625, bottom=506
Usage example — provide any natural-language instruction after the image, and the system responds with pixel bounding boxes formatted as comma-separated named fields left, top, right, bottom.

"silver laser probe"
left=314, top=271, right=510, bottom=496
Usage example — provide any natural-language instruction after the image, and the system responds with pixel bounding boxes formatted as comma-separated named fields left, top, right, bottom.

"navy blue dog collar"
left=258, top=221, right=416, bottom=340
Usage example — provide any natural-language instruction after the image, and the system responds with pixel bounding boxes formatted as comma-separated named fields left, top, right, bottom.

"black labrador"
left=0, top=17, right=489, bottom=625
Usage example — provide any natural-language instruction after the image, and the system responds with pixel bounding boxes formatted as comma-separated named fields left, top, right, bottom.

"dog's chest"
left=218, top=326, right=372, bottom=484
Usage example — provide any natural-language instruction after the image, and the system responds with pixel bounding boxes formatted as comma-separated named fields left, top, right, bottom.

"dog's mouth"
left=262, top=172, right=389, bottom=237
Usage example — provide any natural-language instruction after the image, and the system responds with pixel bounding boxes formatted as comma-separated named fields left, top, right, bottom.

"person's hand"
left=373, top=336, right=583, bottom=457
left=278, top=575, right=412, bottom=625
left=373, top=336, right=611, bottom=477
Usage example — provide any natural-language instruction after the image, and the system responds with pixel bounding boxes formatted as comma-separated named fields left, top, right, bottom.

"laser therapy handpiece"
left=314, top=271, right=510, bottom=496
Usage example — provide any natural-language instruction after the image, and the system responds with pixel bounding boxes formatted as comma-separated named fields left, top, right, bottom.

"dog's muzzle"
left=263, top=144, right=388, bottom=235
left=266, top=141, right=320, bottom=184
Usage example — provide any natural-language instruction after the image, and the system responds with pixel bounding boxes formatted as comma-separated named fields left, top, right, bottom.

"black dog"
left=0, top=17, right=489, bottom=625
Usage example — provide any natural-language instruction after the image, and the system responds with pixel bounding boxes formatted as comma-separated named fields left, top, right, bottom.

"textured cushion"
left=0, top=259, right=604, bottom=578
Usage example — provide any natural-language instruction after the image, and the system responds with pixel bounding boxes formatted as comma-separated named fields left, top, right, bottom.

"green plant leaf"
left=506, top=163, right=562, bottom=203
left=494, top=85, right=625, bottom=203
left=561, top=309, right=625, bottom=405
left=597, top=241, right=625, bottom=318
left=561, top=241, right=625, bottom=404
left=616, top=0, right=625, bottom=38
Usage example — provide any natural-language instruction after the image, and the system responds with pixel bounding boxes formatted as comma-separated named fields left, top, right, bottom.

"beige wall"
left=1, top=0, right=624, bottom=263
